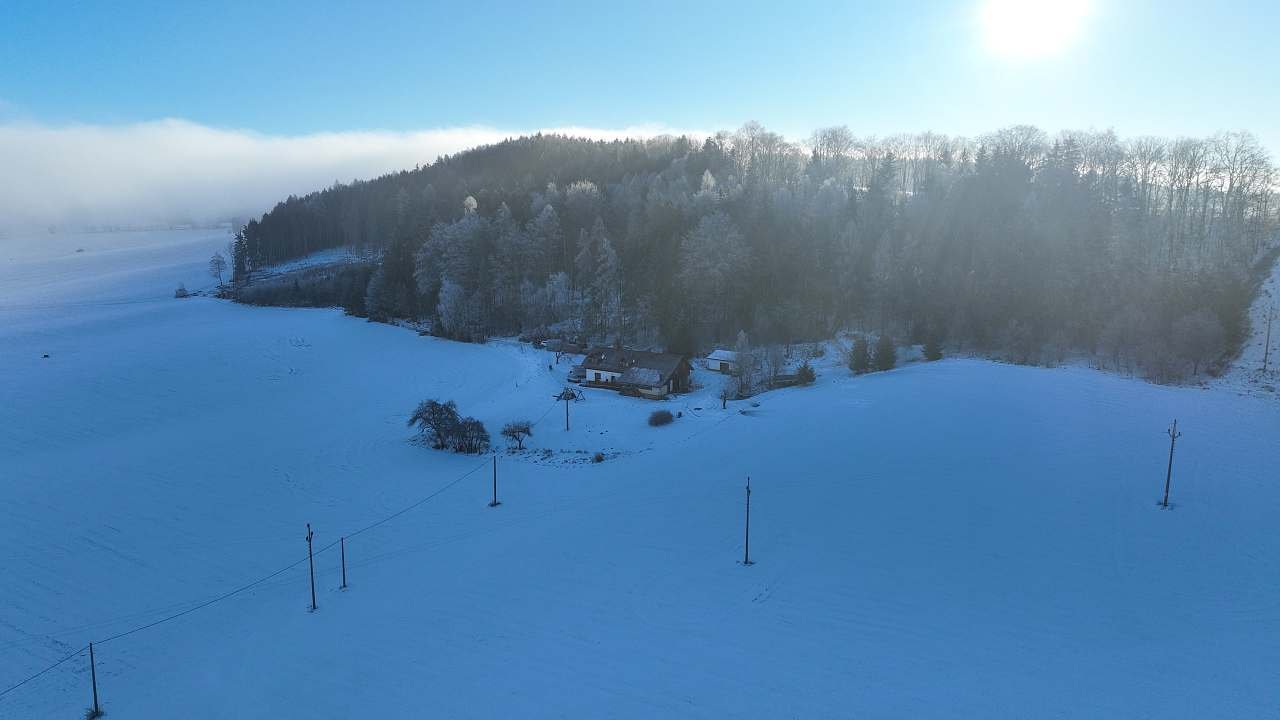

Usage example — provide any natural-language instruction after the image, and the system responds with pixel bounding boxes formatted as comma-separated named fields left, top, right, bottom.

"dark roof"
left=581, top=347, right=688, bottom=387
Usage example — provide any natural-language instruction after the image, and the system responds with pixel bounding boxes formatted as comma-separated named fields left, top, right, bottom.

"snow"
left=1214, top=250, right=1280, bottom=399
left=3, top=230, right=1280, bottom=718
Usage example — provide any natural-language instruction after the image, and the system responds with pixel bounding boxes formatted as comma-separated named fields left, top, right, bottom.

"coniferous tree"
left=874, top=333, right=897, bottom=371
left=849, top=335, right=872, bottom=374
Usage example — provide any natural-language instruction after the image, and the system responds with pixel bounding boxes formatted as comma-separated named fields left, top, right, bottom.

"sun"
left=979, top=0, right=1091, bottom=60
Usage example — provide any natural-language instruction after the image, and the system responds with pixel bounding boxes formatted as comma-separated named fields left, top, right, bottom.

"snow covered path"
left=2, top=231, right=1279, bottom=718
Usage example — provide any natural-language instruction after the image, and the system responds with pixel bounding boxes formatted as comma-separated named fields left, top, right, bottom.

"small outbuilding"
left=705, top=349, right=739, bottom=374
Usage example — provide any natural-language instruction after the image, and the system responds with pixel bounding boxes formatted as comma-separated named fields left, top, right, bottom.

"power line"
left=0, top=645, right=86, bottom=700
left=0, top=456, right=492, bottom=703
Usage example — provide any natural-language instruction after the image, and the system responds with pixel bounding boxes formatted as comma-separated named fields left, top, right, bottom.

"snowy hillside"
left=1214, top=249, right=1280, bottom=399
left=3, top=232, right=1279, bottom=718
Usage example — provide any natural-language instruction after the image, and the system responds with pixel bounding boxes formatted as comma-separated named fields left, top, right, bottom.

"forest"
left=231, top=124, right=1278, bottom=383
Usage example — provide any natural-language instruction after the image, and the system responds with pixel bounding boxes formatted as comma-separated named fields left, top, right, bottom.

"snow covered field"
left=3, top=230, right=1279, bottom=718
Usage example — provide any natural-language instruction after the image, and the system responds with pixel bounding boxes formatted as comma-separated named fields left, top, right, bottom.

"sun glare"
left=980, top=0, right=1091, bottom=60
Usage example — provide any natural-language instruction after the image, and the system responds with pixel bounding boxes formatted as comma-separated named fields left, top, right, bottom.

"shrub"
left=593, top=452, right=605, bottom=463
left=797, top=362, right=816, bottom=384
left=174, top=284, right=189, bottom=298
left=453, top=417, right=491, bottom=454
left=648, top=409, right=674, bottom=426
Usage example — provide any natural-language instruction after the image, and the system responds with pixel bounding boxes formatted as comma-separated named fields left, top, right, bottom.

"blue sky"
left=3, top=0, right=1276, bottom=141
left=1, top=0, right=1277, bottom=227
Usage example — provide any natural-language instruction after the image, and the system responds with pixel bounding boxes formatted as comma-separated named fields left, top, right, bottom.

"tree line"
left=231, top=125, right=1279, bottom=383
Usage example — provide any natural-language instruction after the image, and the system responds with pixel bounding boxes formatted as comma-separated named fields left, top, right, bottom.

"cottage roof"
left=620, top=367, right=662, bottom=386
left=582, top=347, right=688, bottom=387
left=707, top=349, right=738, bottom=362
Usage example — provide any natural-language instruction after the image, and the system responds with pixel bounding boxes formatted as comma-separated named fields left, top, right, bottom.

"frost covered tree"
left=435, top=278, right=467, bottom=339
left=209, top=251, right=227, bottom=284
left=680, top=213, right=749, bottom=337
left=232, top=127, right=1278, bottom=385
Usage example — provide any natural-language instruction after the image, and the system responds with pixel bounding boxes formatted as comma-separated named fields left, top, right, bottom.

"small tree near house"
left=719, top=374, right=738, bottom=408
left=501, top=420, right=533, bottom=450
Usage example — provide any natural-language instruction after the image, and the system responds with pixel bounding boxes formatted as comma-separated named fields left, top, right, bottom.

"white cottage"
left=705, top=349, right=739, bottom=374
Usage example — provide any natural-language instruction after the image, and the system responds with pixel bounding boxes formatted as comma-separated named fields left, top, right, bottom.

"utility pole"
left=339, top=536, right=347, bottom=590
left=88, top=642, right=101, bottom=718
left=489, top=455, right=501, bottom=507
left=1263, top=304, right=1274, bottom=374
left=556, top=388, right=575, bottom=431
left=306, top=523, right=317, bottom=611
left=743, top=477, right=754, bottom=566
left=1162, top=420, right=1182, bottom=508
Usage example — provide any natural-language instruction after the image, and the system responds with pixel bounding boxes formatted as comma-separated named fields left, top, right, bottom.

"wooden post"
left=88, top=642, right=100, bottom=718
left=339, top=536, right=347, bottom=590
left=1162, top=420, right=1182, bottom=508
left=1263, top=305, right=1273, bottom=373
left=564, top=393, right=570, bottom=431
left=489, top=455, right=501, bottom=507
left=743, top=477, right=754, bottom=566
left=306, top=523, right=317, bottom=611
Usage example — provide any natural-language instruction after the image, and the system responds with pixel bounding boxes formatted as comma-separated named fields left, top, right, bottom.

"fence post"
left=743, top=477, right=753, bottom=566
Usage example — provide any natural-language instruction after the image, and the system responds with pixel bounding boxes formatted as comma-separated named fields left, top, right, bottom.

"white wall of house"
left=589, top=369, right=622, bottom=383
left=708, top=359, right=736, bottom=373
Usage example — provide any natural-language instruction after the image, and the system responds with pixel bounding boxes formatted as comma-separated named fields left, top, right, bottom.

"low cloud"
left=0, top=119, right=702, bottom=230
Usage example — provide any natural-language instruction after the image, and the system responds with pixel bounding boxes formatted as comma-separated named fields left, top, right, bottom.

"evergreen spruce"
left=849, top=335, right=871, bottom=374
left=874, top=334, right=897, bottom=371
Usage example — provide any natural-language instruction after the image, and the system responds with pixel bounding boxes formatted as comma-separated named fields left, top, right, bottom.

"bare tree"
left=719, top=375, right=738, bottom=409
left=501, top=420, right=533, bottom=450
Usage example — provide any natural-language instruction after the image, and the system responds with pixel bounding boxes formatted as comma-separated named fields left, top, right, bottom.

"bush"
left=174, top=284, right=189, bottom=298
left=648, top=409, right=674, bottom=426
left=453, top=417, right=491, bottom=454
left=593, top=452, right=605, bottom=463
left=797, top=362, right=816, bottom=384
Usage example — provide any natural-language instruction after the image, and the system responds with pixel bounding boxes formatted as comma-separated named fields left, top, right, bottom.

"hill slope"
left=2, top=230, right=1279, bottom=718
